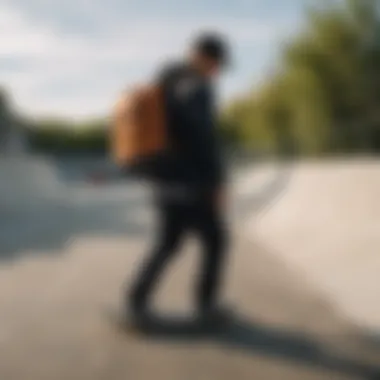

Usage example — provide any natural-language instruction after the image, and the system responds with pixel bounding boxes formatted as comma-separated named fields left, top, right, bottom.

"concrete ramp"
left=251, top=159, right=380, bottom=331
left=0, top=156, right=64, bottom=207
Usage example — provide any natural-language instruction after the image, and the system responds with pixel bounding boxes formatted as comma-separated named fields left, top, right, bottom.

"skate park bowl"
left=0, top=155, right=380, bottom=379
left=246, top=159, right=380, bottom=334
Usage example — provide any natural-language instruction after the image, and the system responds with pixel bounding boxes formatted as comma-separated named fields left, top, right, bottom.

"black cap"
left=193, top=32, right=230, bottom=68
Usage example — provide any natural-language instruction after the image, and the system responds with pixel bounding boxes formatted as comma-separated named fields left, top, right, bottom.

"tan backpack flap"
left=110, top=85, right=167, bottom=167
left=111, top=90, right=137, bottom=165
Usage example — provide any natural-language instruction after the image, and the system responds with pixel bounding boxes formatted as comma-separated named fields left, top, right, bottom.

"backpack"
left=110, top=84, right=168, bottom=178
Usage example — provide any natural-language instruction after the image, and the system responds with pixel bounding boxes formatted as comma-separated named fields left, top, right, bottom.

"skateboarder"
left=127, top=32, right=232, bottom=325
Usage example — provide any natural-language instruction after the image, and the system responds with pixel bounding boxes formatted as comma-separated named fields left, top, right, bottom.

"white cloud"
left=0, top=2, right=298, bottom=118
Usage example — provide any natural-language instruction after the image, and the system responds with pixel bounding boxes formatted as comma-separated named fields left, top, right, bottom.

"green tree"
left=223, top=0, right=380, bottom=156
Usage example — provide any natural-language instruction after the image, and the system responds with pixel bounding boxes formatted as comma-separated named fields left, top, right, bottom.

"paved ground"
left=0, top=157, right=380, bottom=380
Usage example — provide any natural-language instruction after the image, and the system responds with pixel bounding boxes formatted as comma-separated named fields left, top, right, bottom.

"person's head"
left=190, top=32, right=230, bottom=79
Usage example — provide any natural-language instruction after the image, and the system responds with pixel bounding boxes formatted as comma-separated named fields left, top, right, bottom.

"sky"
left=0, top=0, right=307, bottom=120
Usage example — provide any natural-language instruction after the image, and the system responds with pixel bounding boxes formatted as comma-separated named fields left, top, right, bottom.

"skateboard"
left=104, top=306, right=227, bottom=339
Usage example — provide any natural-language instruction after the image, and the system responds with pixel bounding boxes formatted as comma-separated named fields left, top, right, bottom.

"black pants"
left=128, top=191, right=228, bottom=313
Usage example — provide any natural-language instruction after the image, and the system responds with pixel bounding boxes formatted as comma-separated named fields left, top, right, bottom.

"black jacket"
left=157, top=62, right=225, bottom=189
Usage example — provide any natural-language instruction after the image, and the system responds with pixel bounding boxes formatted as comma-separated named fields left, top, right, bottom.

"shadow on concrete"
left=219, top=317, right=379, bottom=379
left=117, top=314, right=380, bottom=379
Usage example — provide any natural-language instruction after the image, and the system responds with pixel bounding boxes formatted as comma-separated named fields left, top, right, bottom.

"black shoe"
left=114, top=307, right=156, bottom=336
left=130, top=305, right=154, bottom=323
left=197, top=305, right=235, bottom=329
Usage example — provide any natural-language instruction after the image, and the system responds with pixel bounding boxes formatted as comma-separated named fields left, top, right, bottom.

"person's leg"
left=192, top=197, right=229, bottom=314
left=128, top=200, right=188, bottom=314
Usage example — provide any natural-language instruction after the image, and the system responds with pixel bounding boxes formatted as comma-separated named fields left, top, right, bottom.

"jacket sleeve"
left=175, top=80, right=226, bottom=188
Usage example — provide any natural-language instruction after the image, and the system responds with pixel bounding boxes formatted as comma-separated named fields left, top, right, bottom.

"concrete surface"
left=251, top=159, right=380, bottom=331
left=0, top=157, right=380, bottom=380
